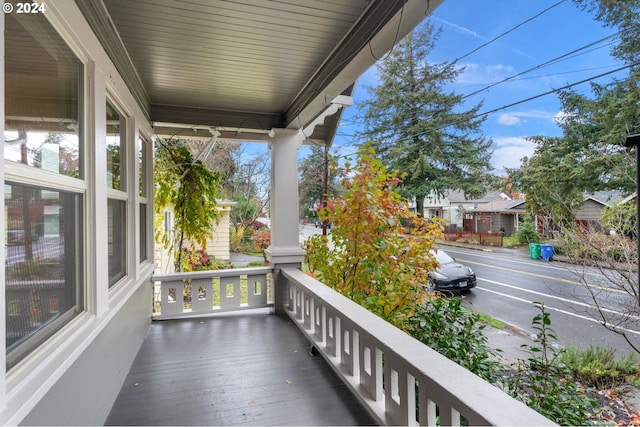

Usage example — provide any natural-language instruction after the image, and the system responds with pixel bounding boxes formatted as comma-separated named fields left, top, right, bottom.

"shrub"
left=406, top=295, right=503, bottom=383
left=305, top=145, right=443, bottom=330
left=180, top=248, right=231, bottom=271
left=503, top=302, right=598, bottom=425
left=517, top=216, right=541, bottom=245
left=252, top=228, right=271, bottom=251
left=560, top=344, right=639, bottom=389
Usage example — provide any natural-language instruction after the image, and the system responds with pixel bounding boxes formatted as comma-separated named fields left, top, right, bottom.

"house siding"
left=575, top=199, right=605, bottom=221
left=20, top=281, right=152, bottom=426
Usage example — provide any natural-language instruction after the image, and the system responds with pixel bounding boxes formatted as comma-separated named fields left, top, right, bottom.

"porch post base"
left=266, top=246, right=305, bottom=315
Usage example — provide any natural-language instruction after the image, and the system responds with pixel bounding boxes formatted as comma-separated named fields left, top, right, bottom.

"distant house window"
left=106, top=99, right=127, bottom=286
left=4, top=11, right=85, bottom=368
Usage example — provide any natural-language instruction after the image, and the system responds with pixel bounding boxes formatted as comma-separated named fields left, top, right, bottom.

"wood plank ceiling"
left=76, top=0, right=443, bottom=144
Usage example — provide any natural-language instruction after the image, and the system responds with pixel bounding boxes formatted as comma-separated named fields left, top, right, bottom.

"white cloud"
left=497, top=114, right=521, bottom=126
left=457, top=62, right=516, bottom=85
left=490, top=136, right=536, bottom=172
left=494, top=109, right=557, bottom=127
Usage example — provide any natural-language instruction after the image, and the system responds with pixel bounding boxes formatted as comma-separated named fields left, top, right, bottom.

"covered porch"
left=2, top=1, right=554, bottom=425
left=105, top=267, right=552, bottom=426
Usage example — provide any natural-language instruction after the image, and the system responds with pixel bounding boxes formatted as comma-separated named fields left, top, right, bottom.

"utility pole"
left=624, top=133, right=640, bottom=307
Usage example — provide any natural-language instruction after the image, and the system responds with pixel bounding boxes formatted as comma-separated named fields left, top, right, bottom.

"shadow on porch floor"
left=105, top=309, right=375, bottom=426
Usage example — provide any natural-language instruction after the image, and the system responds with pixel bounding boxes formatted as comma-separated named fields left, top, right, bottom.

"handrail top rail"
left=281, top=267, right=556, bottom=426
left=153, top=266, right=274, bottom=282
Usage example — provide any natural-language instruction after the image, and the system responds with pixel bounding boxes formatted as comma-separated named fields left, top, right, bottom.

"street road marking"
left=462, top=258, right=628, bottom=295
left=462, top=258, right=581, bottom=284
left=478, top=277, right=640, bottom=335
left=476, top=286, right=640, bottom=337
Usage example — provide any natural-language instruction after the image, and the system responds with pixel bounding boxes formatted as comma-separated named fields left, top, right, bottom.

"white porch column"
left=265, top=128, right=306, bottom=264
left=265, top=128, right=306, bottom=314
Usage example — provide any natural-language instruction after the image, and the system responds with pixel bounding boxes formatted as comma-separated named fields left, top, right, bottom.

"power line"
left=460, top=32, right=622, bottom=100
left=454, top=0, right=568, bottom=62
left=404, top=61, right=638, bottom=142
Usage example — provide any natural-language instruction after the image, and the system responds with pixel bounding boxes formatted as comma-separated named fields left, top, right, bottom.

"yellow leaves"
left=306, top=143, right=443, bottom=331
left=285, top=380, right=293, bottom=385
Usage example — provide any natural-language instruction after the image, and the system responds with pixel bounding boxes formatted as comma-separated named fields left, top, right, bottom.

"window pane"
left=108, top=198, right=127, bottom=286
left=106, top=101, right=125, bottom=190
left=138, top=137, right=148, bottom=197
left=5, top=182, right=84, bottom=369
left=139, top=203, right=147, bottom=262
left=4, top=12, right=82, bottom=178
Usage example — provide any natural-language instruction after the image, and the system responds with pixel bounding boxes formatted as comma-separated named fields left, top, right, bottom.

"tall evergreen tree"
left=358, top=21, right=496, bottom=216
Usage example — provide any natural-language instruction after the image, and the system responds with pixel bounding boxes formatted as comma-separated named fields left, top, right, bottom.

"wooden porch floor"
left=105, top=309, right=375, bottom=426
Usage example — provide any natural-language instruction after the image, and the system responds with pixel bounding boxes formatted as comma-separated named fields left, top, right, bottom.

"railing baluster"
left=280, top=268, right=555, bottom=427
left=191, top=278, right=212, bottom=313
left=160, top=279, right=184, bottom=316
left=220, top=276, right=240, bottom=309
left=152, top=267, right=274, bottom=319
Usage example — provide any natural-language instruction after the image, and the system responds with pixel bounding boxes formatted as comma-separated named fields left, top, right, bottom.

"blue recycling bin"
left=540, top=244, right=554, bottom=261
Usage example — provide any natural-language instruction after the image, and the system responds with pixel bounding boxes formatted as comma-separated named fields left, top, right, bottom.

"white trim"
left=0, top=8, right=6, bottom=412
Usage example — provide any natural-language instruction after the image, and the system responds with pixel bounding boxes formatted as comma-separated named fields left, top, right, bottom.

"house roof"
left=444, top=190, right=508, bottom=204
left=76, top=0, right=444, bottom=145
left=583, top=190, right=625, bottom=206
left=471, top=199, right=526, bottom=214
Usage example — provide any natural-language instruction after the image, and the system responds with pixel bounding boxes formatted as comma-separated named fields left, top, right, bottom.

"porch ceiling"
left=75, top=0, right=443, bottom=144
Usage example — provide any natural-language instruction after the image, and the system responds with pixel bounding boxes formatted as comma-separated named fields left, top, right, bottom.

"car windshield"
left=431, top=249, right=455, bottom=265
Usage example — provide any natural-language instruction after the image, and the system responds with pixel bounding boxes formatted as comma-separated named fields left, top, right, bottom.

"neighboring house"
left=422, top=190, right=510, bottom=230
left=575, top=191, right=625, bottom=229
left=470, top=199, right=527, bottom=235
left=155, top=201, right=235, bottom=274
left=469, top=191, right=624, bottom=237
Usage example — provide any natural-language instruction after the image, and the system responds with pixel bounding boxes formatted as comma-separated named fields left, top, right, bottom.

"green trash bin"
left=529, top=243, right=541, bottom=260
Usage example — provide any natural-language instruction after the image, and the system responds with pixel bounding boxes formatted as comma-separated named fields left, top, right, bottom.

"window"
left=106, top=100, right=125, bottom=191
left=106, top=100, right=127, bottom=286
left=138, top=136, right=150, bottom=262
left=4, top=10, right=85, bottom=368
left=5, top=183, right=84, bottom=369
left=4, top=13, right=82, bottom=178
left=108, top=198, right=127, bottom=285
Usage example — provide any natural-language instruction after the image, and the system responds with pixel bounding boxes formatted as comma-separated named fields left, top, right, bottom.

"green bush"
left=407, top=295, right=503, bottom=383
left=503, top=302, right=598, bottom=425
left=560, top=344, right=639, bottom=389
left=517, top=216, right=541, bottom=245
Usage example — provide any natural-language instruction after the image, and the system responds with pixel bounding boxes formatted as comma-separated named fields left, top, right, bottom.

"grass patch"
left=502, top=234, right=520, bottom=248
left=478, top=313, right=506, bottom=329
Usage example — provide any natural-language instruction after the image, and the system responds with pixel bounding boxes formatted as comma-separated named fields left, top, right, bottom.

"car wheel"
left=425, top=278, right=436, bottom=293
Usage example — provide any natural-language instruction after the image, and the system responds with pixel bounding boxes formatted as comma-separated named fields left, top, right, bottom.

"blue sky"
left=322, top=0, right=628, bottom=175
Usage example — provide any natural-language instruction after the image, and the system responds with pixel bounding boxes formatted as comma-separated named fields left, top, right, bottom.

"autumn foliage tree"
left=305, top=145, right=443, bottom=330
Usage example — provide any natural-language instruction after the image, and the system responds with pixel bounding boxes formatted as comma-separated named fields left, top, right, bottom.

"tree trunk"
left=415, top=197, right=424, bottom=218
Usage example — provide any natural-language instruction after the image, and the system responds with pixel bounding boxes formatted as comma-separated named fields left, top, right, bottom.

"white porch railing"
left=281, top=268, right=556, bottom=427
left=152, top=267, right=273, bottom=320
left=151, top=266, right=555, bottom=426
